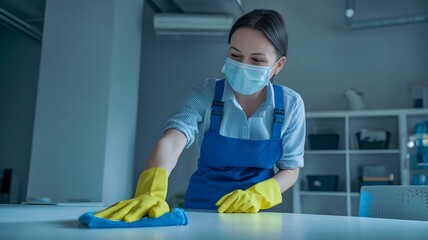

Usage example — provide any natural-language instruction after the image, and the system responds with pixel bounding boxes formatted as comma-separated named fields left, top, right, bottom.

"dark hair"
left=228, top=9, right=288, bottom=58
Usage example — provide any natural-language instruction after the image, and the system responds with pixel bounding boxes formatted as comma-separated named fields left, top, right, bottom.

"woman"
left=95, top=9, right=305, bottom=222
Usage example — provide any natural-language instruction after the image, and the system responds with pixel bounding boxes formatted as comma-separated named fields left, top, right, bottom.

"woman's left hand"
left=215, top=178, right=282, bottom=213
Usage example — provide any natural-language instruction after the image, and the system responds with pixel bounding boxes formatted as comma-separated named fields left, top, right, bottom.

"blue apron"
left=184, top=79, right=284, bottom=209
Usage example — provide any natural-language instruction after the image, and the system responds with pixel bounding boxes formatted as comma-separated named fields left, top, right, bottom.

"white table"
left=1, top=204, right=427, bottom=240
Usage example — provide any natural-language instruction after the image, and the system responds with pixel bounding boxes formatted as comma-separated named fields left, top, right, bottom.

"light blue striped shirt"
left=164, top=78, right=305, bottom=169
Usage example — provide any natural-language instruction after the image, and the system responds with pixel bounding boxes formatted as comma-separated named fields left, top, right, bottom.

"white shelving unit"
left=293, top=108, right=428, bottom=216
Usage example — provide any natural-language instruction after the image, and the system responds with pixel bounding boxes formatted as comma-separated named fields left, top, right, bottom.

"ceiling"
left=0, top=0, right=45, bottom=32
left=149, top=0, right=245, bottom=19
left=0, top=0, right=243, bottom=35
left=2, top=0, right=426, bottom=40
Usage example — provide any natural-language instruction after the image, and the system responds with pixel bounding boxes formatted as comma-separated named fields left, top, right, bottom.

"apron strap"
left=209, top=79, right=225, bottom=132
left=272, top=84, right=284, bottom=139
left=209, top=80, right=284, bottom=139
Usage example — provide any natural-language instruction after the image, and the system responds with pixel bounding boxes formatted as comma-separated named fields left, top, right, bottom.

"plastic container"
left=408, top=80, right=428, bottom=108
left=412, top=121, right=428, bottom=168
left=356, top=131, right=391, bottom=149
left=412, top=174, right=428, bottom=185
left=308, top=134, right=339, bottom=150
left=307, top=175, right=338, bottom=191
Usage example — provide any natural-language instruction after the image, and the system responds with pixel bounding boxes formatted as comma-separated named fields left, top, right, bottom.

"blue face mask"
left=221, top=57, right=277, bottom=95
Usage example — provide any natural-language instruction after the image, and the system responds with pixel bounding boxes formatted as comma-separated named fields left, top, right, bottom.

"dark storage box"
left=308, top=134, right=339, bottom=150
left=356, top=131, right=391, bottom=149
left=307, top=175, right=338, bottom=191
left=359, top=165, right=388, bottom=177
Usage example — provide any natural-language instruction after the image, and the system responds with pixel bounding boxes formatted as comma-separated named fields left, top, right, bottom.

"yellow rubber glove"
left=215, top=178, right=282, bottom=213
left=94, top=167, right=169, bottom=222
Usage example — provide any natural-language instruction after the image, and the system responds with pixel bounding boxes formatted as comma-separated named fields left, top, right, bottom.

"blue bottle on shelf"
left=413, top=121, right=428, bottom=169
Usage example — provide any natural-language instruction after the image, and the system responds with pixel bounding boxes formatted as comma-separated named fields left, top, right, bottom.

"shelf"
left=305, top=150, right=347, bottom=155
left=350, top=192, right=360, bottom=197
left=348, top=149, right=401, bottom=154
left=300, top=191, right=348, bottom=197
left=300, top=191, right=361, bottom=197
left=411, top=168, right=428, bottom=172
left=306, top=108, right=428, bottom=118
left=295, top=109, right=428, bottom=216
left=306, top=149, right=401, bottom=154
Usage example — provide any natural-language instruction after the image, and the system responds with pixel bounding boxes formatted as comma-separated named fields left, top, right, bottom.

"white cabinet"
left=293, top=108, right=428, bottom=216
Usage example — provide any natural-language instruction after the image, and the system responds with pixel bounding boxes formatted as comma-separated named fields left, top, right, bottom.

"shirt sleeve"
left=163, top=79, right=215, bottom=149
left=276, top=93, right=306, bottom=170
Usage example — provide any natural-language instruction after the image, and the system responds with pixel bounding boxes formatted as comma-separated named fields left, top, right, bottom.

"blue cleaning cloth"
left=79, top=208, right=188, bottom=228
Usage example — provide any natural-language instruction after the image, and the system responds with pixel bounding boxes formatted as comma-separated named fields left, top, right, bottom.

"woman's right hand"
left=94, top=194, right=169, bottom=222
left=94, top=168, right=170, bottom=222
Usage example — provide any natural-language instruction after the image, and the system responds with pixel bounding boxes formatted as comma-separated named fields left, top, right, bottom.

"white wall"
left=27, top=0, right=143, bottom=205
left=102, top=0, right=144, bottom=205
left=281, top=0, right=428, bottom=111
left=0, top=25, right=41, bottom=203
left=134, top=4, right=229, bottom=205
left=135, top=0, right=428, bottom=211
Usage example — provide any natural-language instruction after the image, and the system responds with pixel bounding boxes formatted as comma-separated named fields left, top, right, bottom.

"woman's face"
left=228, top=27, right=286, bottom=77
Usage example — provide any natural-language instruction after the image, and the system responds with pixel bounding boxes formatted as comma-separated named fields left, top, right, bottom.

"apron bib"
left=184, top=80, right=285, bottom=209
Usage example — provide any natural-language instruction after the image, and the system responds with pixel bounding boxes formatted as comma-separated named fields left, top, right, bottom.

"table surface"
left=1, top=204, right=428, bottom=240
